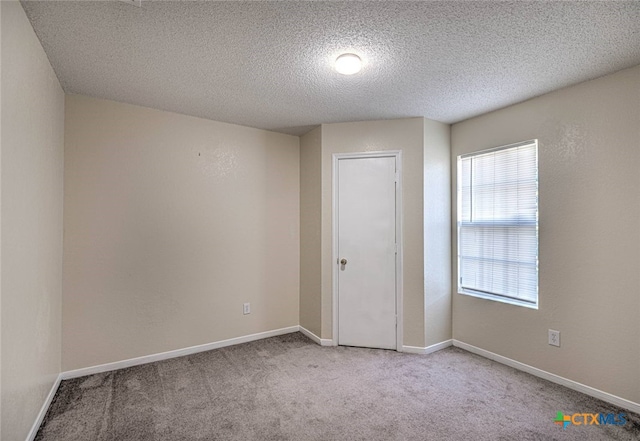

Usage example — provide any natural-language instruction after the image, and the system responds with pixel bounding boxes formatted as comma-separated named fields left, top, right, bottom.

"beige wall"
left=1, top=2, right=65, bottom=440
left=299, top=126, right=322, bottom=337
left=423, top=119, right=452, bottom=347
left=451, top=65, right=640, bottom=404
left=64, top=95, right=300, bottom=371
left=320, top=118, right=450, bottom=348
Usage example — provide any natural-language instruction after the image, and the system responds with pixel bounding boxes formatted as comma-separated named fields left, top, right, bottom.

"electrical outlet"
left=243, top=303, right=250, bottom=315
left=548, top=329, right=560, bottom=347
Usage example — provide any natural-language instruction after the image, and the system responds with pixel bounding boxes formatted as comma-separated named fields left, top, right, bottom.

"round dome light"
left=335, top=53, right=362, bottom=75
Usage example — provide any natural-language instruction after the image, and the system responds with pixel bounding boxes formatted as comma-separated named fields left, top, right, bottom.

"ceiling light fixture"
left=335, top=53, right=362, bottom=75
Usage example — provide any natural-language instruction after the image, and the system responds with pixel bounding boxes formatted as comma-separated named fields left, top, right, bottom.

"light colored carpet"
left=36, top=333, right=639, bottom=440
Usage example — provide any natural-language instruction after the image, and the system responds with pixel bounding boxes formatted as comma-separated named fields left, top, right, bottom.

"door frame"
left=331, top=150, right=404, bottom=351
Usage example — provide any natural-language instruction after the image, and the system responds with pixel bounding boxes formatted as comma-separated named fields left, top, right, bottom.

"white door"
left=337, top=155, right=397, bottom=350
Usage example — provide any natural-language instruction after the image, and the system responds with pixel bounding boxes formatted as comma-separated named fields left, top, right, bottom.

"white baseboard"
left=402, top=339, right=453, bottom=355
left=453, top=339, right=640, bottom=415
left=26, top=373, right=62, bottom=441
left=299, top=326, right=335, bottom=346
left=61, top=326, right=300, bottom=380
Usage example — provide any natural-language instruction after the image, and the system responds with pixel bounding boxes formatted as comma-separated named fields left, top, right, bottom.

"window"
left=457, top=140, right=538, bottom=308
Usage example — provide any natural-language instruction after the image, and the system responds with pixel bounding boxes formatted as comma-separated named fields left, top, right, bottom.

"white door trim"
left=331, top=151, right=404, bottom=350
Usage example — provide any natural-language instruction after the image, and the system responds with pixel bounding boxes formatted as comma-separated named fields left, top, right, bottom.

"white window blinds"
left=458, top=140, right=538, bottom=306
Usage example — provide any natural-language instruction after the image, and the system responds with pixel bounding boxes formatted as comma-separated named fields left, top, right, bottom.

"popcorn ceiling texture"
left=21, top=1, right=640, bottom=135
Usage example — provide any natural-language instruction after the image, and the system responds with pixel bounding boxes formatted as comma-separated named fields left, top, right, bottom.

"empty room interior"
left=2, top=1, right=640, bottom=440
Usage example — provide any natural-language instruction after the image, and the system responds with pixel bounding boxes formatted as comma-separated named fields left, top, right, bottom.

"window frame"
left=456, top=139, right=539, bottom=309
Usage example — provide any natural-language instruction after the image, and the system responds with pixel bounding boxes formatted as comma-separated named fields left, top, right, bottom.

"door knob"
left=340, top=258, right=348, bottom=265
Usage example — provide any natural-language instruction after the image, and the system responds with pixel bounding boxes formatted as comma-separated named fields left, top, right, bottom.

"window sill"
left=458, top=289, right=538, bottom=310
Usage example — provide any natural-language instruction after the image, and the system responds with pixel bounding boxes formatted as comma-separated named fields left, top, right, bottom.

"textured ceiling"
left=21, top=1, right=640, bottom=136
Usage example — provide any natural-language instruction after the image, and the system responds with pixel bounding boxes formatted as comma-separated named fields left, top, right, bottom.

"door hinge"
left=395, top=171, right=399, bottom=183
left=395, top=243, right=398, bottom=254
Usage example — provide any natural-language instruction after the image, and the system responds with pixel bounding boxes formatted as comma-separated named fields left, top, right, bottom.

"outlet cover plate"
left=548, top=329, right=560, bottom=347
